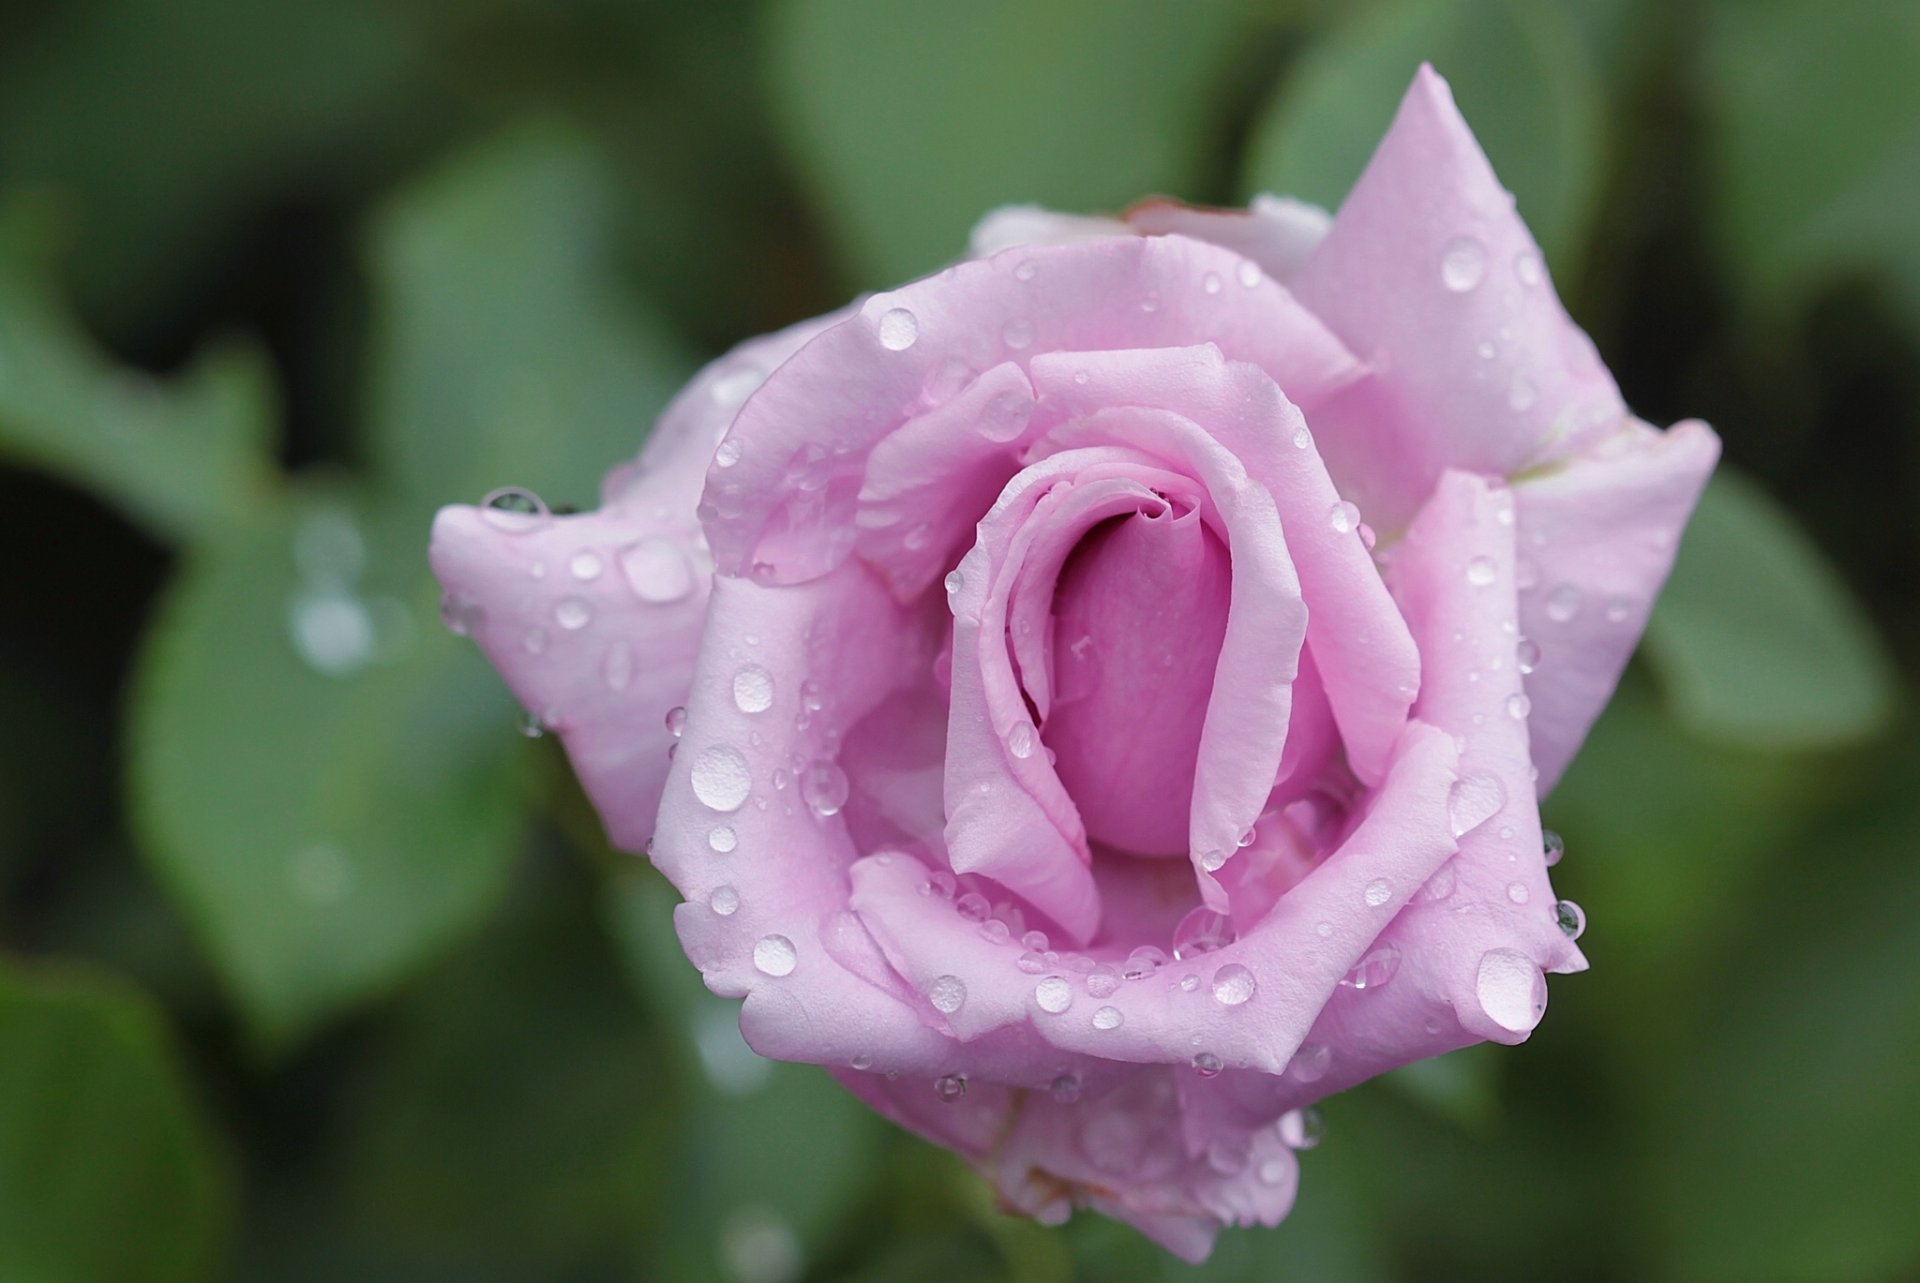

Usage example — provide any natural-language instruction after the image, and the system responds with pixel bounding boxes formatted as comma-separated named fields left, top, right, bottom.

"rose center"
left=1041, top=502, right=1232, bottom=857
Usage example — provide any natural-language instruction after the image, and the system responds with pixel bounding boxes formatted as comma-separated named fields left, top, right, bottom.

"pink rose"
left=430, top=67, right=1716, bottom=1258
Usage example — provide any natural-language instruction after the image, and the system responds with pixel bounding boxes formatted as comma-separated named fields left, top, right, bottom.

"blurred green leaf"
left=1379, top=1043, right=1501, bottom=1128
left=1702, top=0, right=1920, bottom=330
left=0, top=197, right=277, bottom=542
left=766, top=0, right=1243, bottom=288
left=129, top=490, right=528, bottom=1050
left=1242, top=0, right=1604, bottom=276
left=0, top=960, right=230, bottom=1283
left=364, top=123, right=693, bottom=521
left=602, top=869, right=888, bottom=1281
left=1643, top=469, right=1899, bottom=748
left=343, top=883, right=670, bottom=1261
left=0, top=0, right=434, bottom=335
left=1641, top=761, right=1920, bottom=1282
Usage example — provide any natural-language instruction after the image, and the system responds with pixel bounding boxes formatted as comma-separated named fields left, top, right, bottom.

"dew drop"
left=943, top=570, right=964, bottom=595
left=1280, top=1106, right=1325, bottom=1150
left=620, top=537, right=696, bottom=604
left=709, top=885, right=740, bottom=916
left=480, top=487, right=549, bottom=532
left=1091, top=1005, right=1124, bottom=1030
left=598, top=641, right=635, bottom=692
left=1515, top=250, right=1544, bottom=287
left=801, top=760, right=849, bottom=817
left=1171, top=906, right=1237, bottom=960
left=691, top=744, right=752, bottom=812
left=1013, top=259, right=1037, bottom=282
left=1341, top=944, right=1402, bottom=991
left=1211, top=963, right=1257, bottom=1007
left=877, top=307, right=919, bottom=351
left=1508, top=374, right=1538, bottom=412
left=709, top=825, right=737, bottom=853
left=1288, top=1041, right=1332, bottom=1083
left=1363, top=878, right=1392, bottom=908
left=1466, top=555, right=1497, bottom=586
left=1049, top=1074, right=1081, bottom=1103
left=1441, top=235, right=1487, bottom=292
left=1329, top=500, right=1360, bottom=534
left=517, top=711, right=546, bottom=739
left=1507, top=881, right=1531, bottom=905
left=1084, top=966, right=1120, bottom=999
left=1258, top=1157, right=1292, bottom=1186
left=934, top=1074, right=967, bottom=1102
left=1202, top=271, right=1223, bottom=295
left=1191, top=1051, right=1223, bottom=1078
left=927, top=974, right=967, bottom=1015
left=1517, top=637, right=1541, bottom=674
left=555, top=597, right=592, bottom=630
left=1476, top=947, right=1546, bottom=1032
left=665, top=706, right=688, bottom=737
left=1291, top=425, right=1311, bottom=449
left=1555, top=899, right=1587, bottom=939
left=1002, top=318, right=1034, bottom=350
left=1507, top=692, right=1532, bottom=719
left=570, top=551, right=603, bottom=581
left=753, top=934, right=797, bottom=977
left=1120, top=945, right=1167, bottom=981
left=1005, top=721, right=1037, bottom=760
left=1448, top=772, right=1507, bottom=837
left=732, top=664, right=775, bottom=713
left=1035, top=976, right=1074, bottom=1013
left=714, top=438, right=744, bottom=467
left=1545, top=583, right=1582, bottom=623
left=1542, top=829, right=1565, bottom=866
left=954, top=892, right=990, bottom=922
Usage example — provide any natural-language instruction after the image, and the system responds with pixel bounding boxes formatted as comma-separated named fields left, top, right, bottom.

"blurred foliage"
left=0, top=0, right=1916, bottom=1280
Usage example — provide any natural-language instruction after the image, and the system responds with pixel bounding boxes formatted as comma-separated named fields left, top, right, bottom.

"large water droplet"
left=1084, top=965, right=1120, bottom=998
left=753, top=933, right=797, bottom=977
left=1288, top=1041, right=1331, bottom=1083
left=1441, top=236, right=1487, bottom=292
left=1035, top=976, right=1074, bottom=1013
left=877, top=307, right=919, bottom=351
left=691, top=745, right=752, bottom=812
left=1475, top=947, right=1546, bottom=1032
left=1448, top=772, right=1507, bottom=837
left=709, top=885, right=740, bottom=916
left=1172, top=906, right=1236, bottom=960
left=709, top=824, right=737, bottom=853
left=978, top=390, right=1032, bottom=443
left=1211, top=963, right=1256, bottom=1006
left=620, top=537, right=696, bottom=604
left=1091, top=1005, right=1124, bottom=1030
left=1341, top=944, right=1402, bottom=991
left=801, top=759, right=849, bottom=817
left=732, top=664, right=774, bottom=713
left=1555, top=899, right=1586, bottom=939
left=926, top=974, right=967, bottom=1015
left=1005, top=721, right=1036, bottom=760
left=1507, top=692, right=1532, bottom=719
left=480, top=487, right=549, bottom=533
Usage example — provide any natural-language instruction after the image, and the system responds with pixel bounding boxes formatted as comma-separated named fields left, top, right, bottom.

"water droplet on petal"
left=732, top=664, right=775, bottom=713
left=1280, top=1106, right=1325, bottom=1150
left=709, top=885, right=740, bottom=916
left=1363, top=878, right=1392, bottom=908
left=1542, top=829, right=1565, bottom=866
left=1002, top=318, right=1034, bottom=350
left=665, top=706, right=689, bottom=737
left=1287, top=1042, right=1331, bottom=1083
left=877, top=307, right=919, bottom=350
left=709, top=825, right=737, bottom=853
left=714, top=438, right=744, bottom=467
left=753, top=934, right=797, bottom=977
left=927, top=974, right=967, bottom=1015
left=1258, top=1156, right=1293, bottom=1185
left=1555, top=899, right=1587, bottom=939
left=1035, top=976, right=1074, bottom=1013
left=1172, top=906, right=1237, bottom=960
left=1005, top=721, right=1036, bottom=759
left=1211, top=963, right=1256, bottom=1006
left=555, top=597, right=592, bottom=630
left=570, top=551, right=603, bottom=581
left=1329, top=500, right=1360, bottom=534
left=943, top=570, right=964, bottom=595
left=1013, top=259, right=1037, bottom=282
left=1476, top=947, right=1546, bottom=1032
left=1202, top=271, right=1223, bottom=294
left=1545, top=583, right=1582, bottom=623
left=691, top=745, right=752, bottom=812
left=801, top=760, right=849, bottom=817
left=1084, top=965, right=1120, bottom=998
left=1515, top=251, right=1543, bottom=287
left=1441, top=236, right=1487, bottom=292
left=1448, top=773, right=1507, bottom=837
left=1341, top=944, right=1401, bottom=990
left=1191, top=1051, right=1223, bottom=1078
left=620, top=537, right=696, bottom=604
left=480, top=487, right=549, bottom=532
left=1049, top=1074, right=1080, bottom=1103
left=1467, top=555, right=1497, bottom=587
left=1507, top=881, right=1531, bottom=905
left=1091, top=1005, right=1124, bottom=1030
left=1517, top=637, right=1541, bottom=674
left=934, top=1074, right=967, bottom=1101
left=1507, top=692, right=1532, bottom=719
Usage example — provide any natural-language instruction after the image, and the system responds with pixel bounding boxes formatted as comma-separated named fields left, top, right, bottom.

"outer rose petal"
left=971, top=193, right=1332, bottom=285
left=429, top=313, right=842, bottom=850
left=1512, top=420, right=1721, bottom=793
left=1289, top=65, right=1626, bottom=530
left=700, top=234, right=1362, bottom=585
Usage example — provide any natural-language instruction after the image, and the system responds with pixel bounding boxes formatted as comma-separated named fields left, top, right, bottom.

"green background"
left=1, top=0, right=1916, bottom=1279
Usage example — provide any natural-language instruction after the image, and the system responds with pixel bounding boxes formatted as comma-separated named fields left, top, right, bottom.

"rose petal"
left=1290, top=65, right=1627, bottom=529
left=1512, top=419, right=1721, bottom=792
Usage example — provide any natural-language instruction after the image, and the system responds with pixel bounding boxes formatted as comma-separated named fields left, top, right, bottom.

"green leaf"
left=128, top=488, right=528, bottom=1050
left=1242, top=0, right=1605, bottom=276
left=1642, top=469, right=1899, bottom=748
left=0, top=960, right=231, bottom=1283
left=766, top=0, right=1244, bottom=289
left=0, top=197, right=277, bottom=543
left=364, top=123, right=693, bottom=522
left=1640, top=761, right=1920, bottom=1282
left=1702, top=0, right=1920, bottom=329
